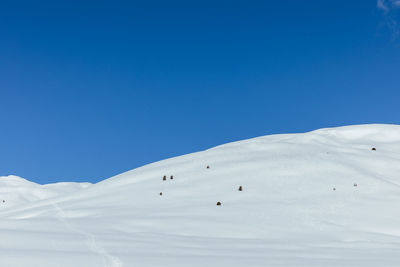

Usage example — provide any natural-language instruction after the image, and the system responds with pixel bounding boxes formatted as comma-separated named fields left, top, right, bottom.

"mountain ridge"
left=1, top=124, right=400, bottom=266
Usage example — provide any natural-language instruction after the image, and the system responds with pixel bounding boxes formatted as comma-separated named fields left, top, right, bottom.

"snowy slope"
left=1, top=124, right=400, bottom=267
left=0, top=175, right=90, bottom=208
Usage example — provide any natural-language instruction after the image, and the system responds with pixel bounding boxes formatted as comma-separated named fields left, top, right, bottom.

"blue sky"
left=0, top=0, right=399, bottom=184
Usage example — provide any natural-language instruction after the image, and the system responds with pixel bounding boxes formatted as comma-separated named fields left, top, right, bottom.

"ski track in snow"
left=52, top=202, right=123, bottom=267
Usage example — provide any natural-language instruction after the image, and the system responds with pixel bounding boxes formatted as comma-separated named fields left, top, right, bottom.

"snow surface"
left=1, top=124, right=400, bottom=266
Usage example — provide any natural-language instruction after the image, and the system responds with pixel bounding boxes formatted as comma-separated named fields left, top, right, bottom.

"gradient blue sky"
left=1, top=0, right=399, bottom=184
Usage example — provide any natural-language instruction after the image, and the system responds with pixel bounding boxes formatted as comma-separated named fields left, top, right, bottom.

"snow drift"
left=1, top=124, right=400, bottom=267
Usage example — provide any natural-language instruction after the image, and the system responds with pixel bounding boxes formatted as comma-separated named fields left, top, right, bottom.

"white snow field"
left=1, top=124, right=400, bottom=267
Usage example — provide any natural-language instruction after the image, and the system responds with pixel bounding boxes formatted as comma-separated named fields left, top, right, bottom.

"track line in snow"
left=52, top=202, right=123, bottom=267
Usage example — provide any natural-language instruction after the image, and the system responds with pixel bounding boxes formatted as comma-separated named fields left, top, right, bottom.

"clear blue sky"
left=0, top=0, right=399, bottom=184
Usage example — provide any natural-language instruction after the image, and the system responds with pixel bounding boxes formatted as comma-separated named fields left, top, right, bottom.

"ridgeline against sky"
left=0, top=1, right=399, bottom=184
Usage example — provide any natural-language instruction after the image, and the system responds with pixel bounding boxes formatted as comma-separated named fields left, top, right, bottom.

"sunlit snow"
left=1, top=124, right=400, bottom=266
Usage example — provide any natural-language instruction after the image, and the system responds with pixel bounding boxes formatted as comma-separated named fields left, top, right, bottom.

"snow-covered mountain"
left=1, top=124, right=400, bottom=267
left=0, top=175, right=90, bottom=208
